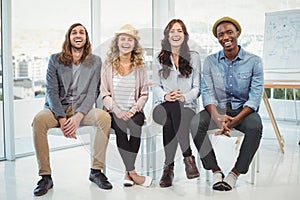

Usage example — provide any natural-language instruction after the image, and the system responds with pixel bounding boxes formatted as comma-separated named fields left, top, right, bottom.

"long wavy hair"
left=158, top=19, right=192, bottom=79
left=105, top=34, right=144, bottom=73
left=59, top=23, right=92, bottom=66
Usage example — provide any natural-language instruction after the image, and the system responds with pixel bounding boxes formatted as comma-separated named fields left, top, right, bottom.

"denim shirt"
left=152, top=51, right=201, bottom=111
left=201, top=46, right=264, bottom=111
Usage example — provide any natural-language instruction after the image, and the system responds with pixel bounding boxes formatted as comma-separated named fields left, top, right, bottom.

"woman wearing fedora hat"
left=100, top=24, right=152, bottom=187
left=152, top=19, right=201, bottom=187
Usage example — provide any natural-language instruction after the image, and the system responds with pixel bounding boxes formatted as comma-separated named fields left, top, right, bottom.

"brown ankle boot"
left=183, top=155, right=200, bottom=179
left=159, top=165, right=174, bottom=188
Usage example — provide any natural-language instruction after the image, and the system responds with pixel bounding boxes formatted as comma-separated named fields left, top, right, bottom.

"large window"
left=95, top=0, right=153, bottom=62
left=174, top=0, right=300, bottom=65
left=1, top=0, right=299, bottom=160
left=174, top=0, right=300, bottom=122
left=99, top=0, right=152, bottom=42
left=12, top=0, right=91, bottom=156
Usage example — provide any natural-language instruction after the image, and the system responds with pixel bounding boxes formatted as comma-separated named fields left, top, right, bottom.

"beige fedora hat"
left=115, top=24, right=140, bottom=40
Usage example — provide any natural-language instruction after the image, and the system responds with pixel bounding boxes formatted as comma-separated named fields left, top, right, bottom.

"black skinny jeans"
left=110, top=112, right=145, bottom=171
left=190, top=106, right=262, bottom=174
left=153, top=101, right=195, bottom=166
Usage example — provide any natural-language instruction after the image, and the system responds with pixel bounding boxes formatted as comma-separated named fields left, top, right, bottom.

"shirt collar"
left=169, top=54, right=177, bottom=70
left=219, top=45, right=244, bottom=61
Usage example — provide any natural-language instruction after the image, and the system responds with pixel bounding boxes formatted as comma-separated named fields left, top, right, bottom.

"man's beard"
left=72, top=45, right=84, bottom=51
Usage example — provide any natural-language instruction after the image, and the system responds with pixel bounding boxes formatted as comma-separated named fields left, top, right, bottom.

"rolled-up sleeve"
left=244, top=56, right=264, bottom=111
left=201, top=57, right=218, bottom=107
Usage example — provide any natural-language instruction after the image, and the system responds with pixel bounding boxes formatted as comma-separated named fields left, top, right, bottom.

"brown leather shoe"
left=159, top=165, right=174, bottom=188
left=183, top=155, right=200, bottom=179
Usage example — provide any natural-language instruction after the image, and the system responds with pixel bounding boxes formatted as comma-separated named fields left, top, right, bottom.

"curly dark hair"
left=59, top=23, right=92, bottom=66
left=158, top=19, right=192, bottom=79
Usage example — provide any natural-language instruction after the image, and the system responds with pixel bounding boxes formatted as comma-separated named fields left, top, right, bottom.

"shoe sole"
left=213, top=181, right=225, bottom=191
left=34, top=184, right=53, bottom=196
left=140, top=176, right=153, bottom=187
left=123, top=179, right=135, bottom=187
left=160, top=184, right=172, bottom=188
left=89, top=177, right=113, bottom=190
left=187, top=173, right=200, bottom=179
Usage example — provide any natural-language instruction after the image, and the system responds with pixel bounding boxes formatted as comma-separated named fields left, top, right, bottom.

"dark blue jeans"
left=190, top=106, right=262, bottom=174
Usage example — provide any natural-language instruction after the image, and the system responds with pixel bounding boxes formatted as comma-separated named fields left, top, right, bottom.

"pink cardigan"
left=100, top=62, right=149, bottom=115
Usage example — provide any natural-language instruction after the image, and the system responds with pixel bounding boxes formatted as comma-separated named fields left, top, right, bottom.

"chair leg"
left=145, top=129, right=157, bottom=179
left=151, top=136, right=157, bottom=179
left=250, top=151, right=260, bottom=184
left=146, top=136, right=150, bottom=176
left=250, top=157, right=256, bottom=184
left=141, top=136, right=145, bottom=170
left=256, top=151, right=260, bottom=173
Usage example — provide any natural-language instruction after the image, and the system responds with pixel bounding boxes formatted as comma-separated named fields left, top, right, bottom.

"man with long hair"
left=32, top=23, right=112, bottom=196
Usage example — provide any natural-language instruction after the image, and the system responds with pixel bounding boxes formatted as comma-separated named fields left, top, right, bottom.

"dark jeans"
left=153, top=101, right=195, bottom=166
left=110, top=112, right=145, bottom=171
left=190, top=106, right=262, bottom=174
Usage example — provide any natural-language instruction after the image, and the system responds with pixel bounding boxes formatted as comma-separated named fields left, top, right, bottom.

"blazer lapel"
left=60, top=63, right=72, bottom=95
left=77, top=62, right=92, bottom=95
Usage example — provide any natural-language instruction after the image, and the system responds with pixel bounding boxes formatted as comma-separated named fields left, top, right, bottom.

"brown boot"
left=159, top=165, right=174, bottom=188
left=183, top=155, right=200, bottom=179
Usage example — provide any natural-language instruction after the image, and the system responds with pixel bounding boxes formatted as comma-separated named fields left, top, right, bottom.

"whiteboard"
left=263, top=9, right=300, bottom=80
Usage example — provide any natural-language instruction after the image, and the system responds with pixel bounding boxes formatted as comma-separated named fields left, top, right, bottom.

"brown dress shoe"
left=159, top=165, right=174, bottom=188
left=183, top=155, right=200, bottom=179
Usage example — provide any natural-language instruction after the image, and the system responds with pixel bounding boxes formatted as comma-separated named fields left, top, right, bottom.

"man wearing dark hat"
left=191, top=16, right=264, bottom=191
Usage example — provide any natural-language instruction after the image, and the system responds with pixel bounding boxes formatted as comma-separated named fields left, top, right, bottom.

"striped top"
left=113, top=72, right=136, bottom=110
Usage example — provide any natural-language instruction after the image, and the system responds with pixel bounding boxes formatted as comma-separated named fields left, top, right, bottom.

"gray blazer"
left=44, top=53, right=102, bottom=119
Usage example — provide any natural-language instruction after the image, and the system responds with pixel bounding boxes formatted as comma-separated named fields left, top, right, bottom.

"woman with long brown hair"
left=152, top=19, right=201, bottom=187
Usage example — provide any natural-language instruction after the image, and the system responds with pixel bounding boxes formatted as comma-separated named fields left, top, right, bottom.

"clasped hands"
left=164, top=89, right=185, bottom=102
left=214, top=114, right=239, bottom=137
left=59, top=113, right=83, bottom=139
left=116, top=110, right=135, bottom=121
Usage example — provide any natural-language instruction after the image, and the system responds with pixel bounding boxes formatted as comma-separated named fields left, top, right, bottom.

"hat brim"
left=212, top=17, right=241, bottom=38
left=115, top=31, right=140, bottom=41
